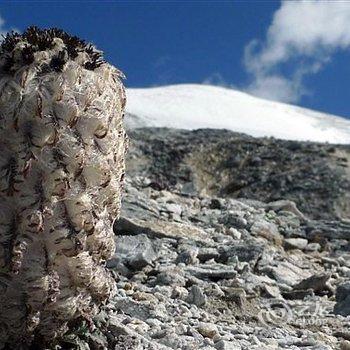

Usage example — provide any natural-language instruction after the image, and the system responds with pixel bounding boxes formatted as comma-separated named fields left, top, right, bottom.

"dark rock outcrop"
left=126, top=128, right=350, bottom=221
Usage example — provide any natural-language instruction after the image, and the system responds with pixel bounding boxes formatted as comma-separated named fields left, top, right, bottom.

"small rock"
left=220, top=213, right=247, bottom=229
left=176, top=247, right=199, bottom=265
left=335, top=282, right=350, bottom=302
left=262, top=284, right=282, bottom=299
left=223, top=287, right=246, bottom=307
left=266, top=260, right=309, bottom=286
left=157, top=331, right=183, bottom=348
left=152, top=285, right=173, bottom=298
left=132, top=291, right=157, bottom=303
left=164, top=203, right=182, bottom=215
left=284, top=238, right=308, bottom=250
left=196, top=323, right=218, bottom=338
left=110, top=234, right=157, bottom=270
left=227, top=227, right=242, bottom=240
left=186, top=285, right=207, bottom=307
left=210, top=198, right=224, bottom=209
left=171, top=286, right=189, bottom=300
left=186, top=265, right=237, bottom=280
left=114, top=298, right=153, bottom=320
left=282, top=289, right=314, bottom=300
left=250, top=220, right=282, bottom=245
left=207, top=283, right=225, bottom=298
left=156, top=269, right=187, bottom=286
left=145, top=318, right=162, bottom=328
left=266, top=200, right=306, bottom=220
left=127, top=319, right=150, bottom=334
left=334, top=282, right=350, bottom=316
left=115, top=216, right=210, bottom=242
left=198, top=248, right=221, bottom=262
left=218, top=244, right=264, bottom=265
left=215, top=340, right=242, bottom=350
left=114, top=335, right=142, bottom=350
left=293, top=273, right=331, bottom=294
left=305, top=242, right=321, bottom=252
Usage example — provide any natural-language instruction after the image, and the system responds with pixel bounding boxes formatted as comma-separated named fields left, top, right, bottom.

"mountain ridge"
left=125, top=84, right=350, bottom=144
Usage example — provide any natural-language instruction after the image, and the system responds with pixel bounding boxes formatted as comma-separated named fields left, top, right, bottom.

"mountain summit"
left=126, top=84, right=350, bottom=144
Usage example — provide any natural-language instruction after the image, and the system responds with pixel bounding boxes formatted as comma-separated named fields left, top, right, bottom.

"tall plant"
left=0, top=27, right=127, bottom=348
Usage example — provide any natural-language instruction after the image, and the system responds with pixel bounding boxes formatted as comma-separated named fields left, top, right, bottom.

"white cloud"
left=244, top=0, right=350, bottom=103
left=246, top=74, right=302, bottom=103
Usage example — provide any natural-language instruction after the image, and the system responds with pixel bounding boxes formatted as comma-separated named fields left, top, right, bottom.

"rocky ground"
left=57, top=128, right=350, bottom=350
left=126, top=128, right=350, bottom=221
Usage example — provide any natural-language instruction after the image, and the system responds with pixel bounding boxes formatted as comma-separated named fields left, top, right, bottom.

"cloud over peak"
left=244, top=0, right=350, bottom=103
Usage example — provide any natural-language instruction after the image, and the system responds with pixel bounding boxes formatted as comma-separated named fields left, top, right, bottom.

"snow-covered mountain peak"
left=125, top=84, right=350, bottom=144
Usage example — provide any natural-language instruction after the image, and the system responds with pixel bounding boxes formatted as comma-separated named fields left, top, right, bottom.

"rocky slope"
left=52, top=128, right=350, bottom=350
left=126, top=128, right=350, bottom=221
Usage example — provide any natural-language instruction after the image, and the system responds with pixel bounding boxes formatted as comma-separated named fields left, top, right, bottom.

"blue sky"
left=1, top=1, right=350, bottom=119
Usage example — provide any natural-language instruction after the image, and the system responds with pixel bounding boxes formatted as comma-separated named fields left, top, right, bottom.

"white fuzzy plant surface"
left=0, top=27, right=128, bottom=348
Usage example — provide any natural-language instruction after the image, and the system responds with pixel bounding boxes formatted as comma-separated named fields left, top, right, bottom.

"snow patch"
left=125, top=84, right=350, bottom=144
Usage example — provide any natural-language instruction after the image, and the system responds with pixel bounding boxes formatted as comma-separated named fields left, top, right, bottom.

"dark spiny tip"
left=0, top=26, right=105, bottom=74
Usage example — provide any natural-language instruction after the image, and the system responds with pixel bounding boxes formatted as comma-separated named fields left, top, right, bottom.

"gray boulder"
left=108, top=234, right=157, bottom=270
left=334, top=282, right=350, bottom=316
